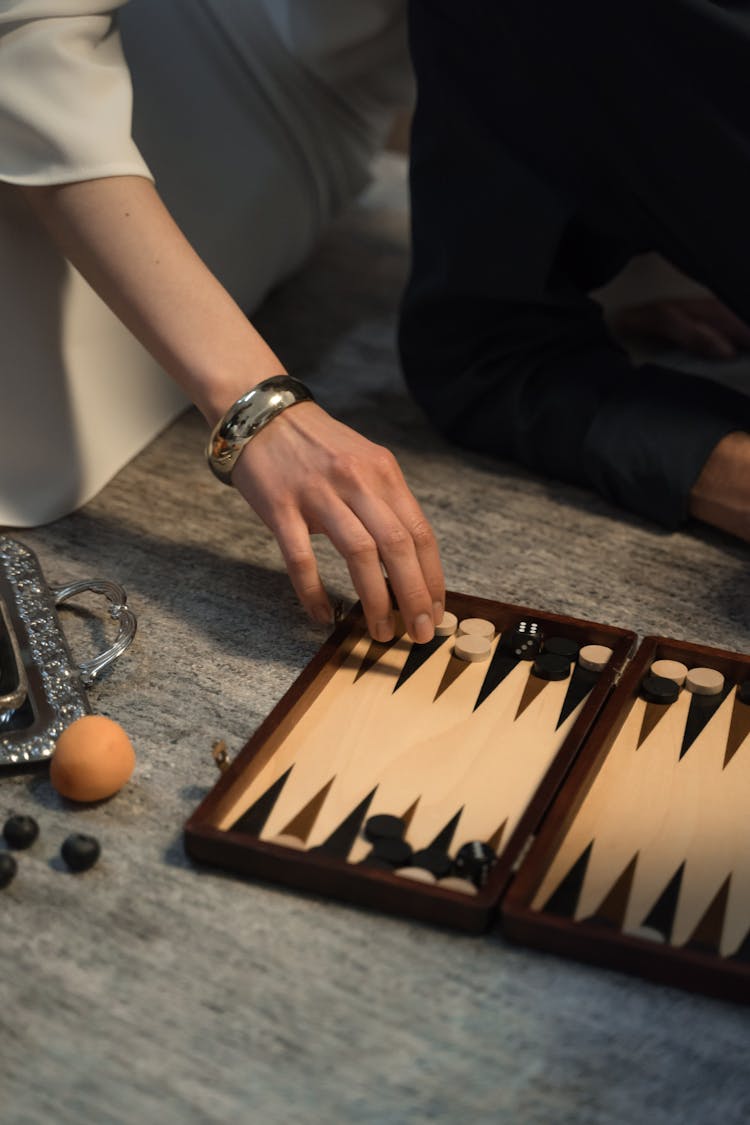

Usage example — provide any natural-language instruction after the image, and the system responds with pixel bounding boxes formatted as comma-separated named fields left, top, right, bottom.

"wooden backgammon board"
left=184, top=593, right=750, bottom=1004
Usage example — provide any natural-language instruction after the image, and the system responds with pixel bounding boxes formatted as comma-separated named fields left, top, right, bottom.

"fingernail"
left=313, top=605, right=334, bottom=625
left=433, top=601, right=444, bottom=625
left=374, top=615, right=395, bottom=642
left=413, top=613, right=434, bottom=644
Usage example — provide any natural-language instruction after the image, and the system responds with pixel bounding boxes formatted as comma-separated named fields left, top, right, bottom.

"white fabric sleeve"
left=0, top=0, right=153, bottom=184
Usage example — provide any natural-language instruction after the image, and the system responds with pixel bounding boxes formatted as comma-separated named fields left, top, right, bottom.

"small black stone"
left=61, top=833, right=101, bottom=873
left=3, top=814, right=39, bottom=850
left=641, top=673, right=680, bottom=705
left=0, top=851, right=17, bottom=888
left=364, top=814, right=406, bottom=843
left=410, top=848, right=452, bottom=879
left=454, top=841, right=496, bottom=888
left=738, top=681, right=750, bottom=706
left=531, top=652, right=571, bottom=682
left=371, top=837, right=412, bottom=867
left=543, top=636, right=580, bottom=661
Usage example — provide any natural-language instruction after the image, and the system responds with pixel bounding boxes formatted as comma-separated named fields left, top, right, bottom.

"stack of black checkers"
left=361, top=815, right=497, bottom=889
left=362, top=815, right=413, bottom=870
left=533, top=635, right=579, bottom=682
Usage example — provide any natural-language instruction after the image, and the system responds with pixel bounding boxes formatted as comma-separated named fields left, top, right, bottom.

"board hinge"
left=511, top=833, right=535, bottom=873
left=612, top=659, right=631, bottom=686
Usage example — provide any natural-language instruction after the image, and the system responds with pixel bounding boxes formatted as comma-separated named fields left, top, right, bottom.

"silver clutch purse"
left=0, top=537, right=136, bottom=768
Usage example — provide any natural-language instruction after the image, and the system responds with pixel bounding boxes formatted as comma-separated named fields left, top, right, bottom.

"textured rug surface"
left=2, top=156, right=750, bottom=1125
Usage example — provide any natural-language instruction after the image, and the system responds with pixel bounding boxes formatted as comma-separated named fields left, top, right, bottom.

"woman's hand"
left=232, top=402, right=445, bottom=643
left=19, top=176, right=445, bottom=636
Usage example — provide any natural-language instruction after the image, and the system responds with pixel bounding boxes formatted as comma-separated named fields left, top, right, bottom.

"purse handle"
left=50, top=579, right=137, bottom=686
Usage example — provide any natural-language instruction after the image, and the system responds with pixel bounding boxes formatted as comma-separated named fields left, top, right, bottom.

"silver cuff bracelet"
left=206, top=375, right=315, bottom=485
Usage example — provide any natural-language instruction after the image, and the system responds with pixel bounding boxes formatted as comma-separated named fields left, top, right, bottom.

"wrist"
left=689, top=430, right=750, bottom=540
left=206, top=375, right=316, bottom=484
left=194, top=357, right=290, bottom=428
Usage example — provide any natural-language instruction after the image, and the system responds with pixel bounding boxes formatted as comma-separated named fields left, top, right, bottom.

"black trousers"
left=399, top=0, right=750, bottom=527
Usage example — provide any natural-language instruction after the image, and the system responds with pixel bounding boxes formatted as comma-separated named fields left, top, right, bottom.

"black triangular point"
left=230, top=767, right=293, bottom=837
left=281, top=777, right=335, bottom=842
left=309, top=787, right=377, bottom=860
left=730, top=927, right=750, bottom=963
left=541, top=841, right=593, bottom=919
left=583, top=853, right=638, bottom=930
left=474, top=649, right=520, bottom=711
left=684, top=875, right=731, bottom=956
left=725, top=692, right=750, bottom=768
left=401, top=798, right=420, bottom=829
left=354, top=630, right=405, bottom=683
left=393, top=635, right=449, bottom=692
left=556, top=666, right=598, bottom=729
left=391, top=639, right=449, bottom=688
left=679, top=682, right=733, bottom=760
left=427, top=808, right=464, bottom=853
left=639, top=863, right=685, bottom=942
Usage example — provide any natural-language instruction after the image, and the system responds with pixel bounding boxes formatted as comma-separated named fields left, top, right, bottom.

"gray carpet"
left=2, top=156, right=750, bottom=1125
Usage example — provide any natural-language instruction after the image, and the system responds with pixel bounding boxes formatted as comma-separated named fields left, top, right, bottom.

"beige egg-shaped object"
left=51, top=715, right=136, bottom=802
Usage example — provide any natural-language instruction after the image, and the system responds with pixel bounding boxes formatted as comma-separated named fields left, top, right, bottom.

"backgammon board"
left=185, top=593, right=750, bottom=1004
left=503, top=635, right=750, bottom=1003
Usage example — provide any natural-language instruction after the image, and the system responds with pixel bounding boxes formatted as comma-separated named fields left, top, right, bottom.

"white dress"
left=0, top=0, right=412, bottom=526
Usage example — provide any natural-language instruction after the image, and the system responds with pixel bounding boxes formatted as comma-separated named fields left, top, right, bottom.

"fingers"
left=685, top=320, right=737, bottom=360
left=233, top=409, right=445, bottom=640
left=320, top=495, right=437, bottom=644
left=661, top=304, right=736, bottom=359
left=335, top=447, right=444, bottom=640
left=272, top=507, right=333, bottom=626
left=685, top=298, right=750, bottom=350
left=613, top=298, right=750, bottom=359
left=384, top=476, right=446, bottom=621
left=272, top=481, right=443, bottom=646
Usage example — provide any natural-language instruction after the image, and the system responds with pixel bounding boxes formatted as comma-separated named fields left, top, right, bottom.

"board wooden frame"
left=502, top=636, right=750, bottom=1004
left=185, top=593, right=635, bottom=932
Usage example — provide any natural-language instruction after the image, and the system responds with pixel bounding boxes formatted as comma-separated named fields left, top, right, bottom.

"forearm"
left=19, top=175, right=283, bottom=425
left=689, top=431, right=750, bottom=541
